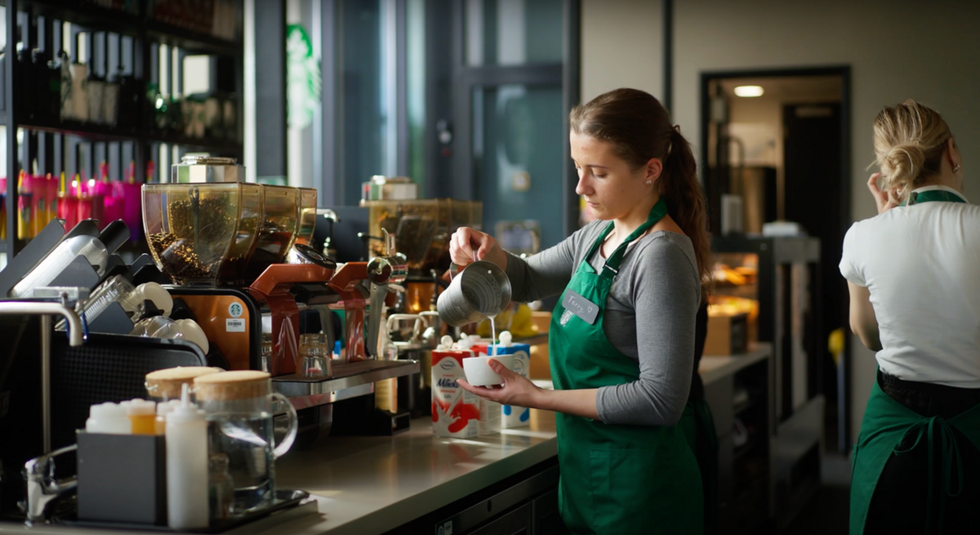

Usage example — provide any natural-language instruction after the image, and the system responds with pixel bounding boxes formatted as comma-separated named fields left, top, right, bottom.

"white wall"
left=580, top=0, right=662, bottom=102
left=581, top=0, right=980, bottom=444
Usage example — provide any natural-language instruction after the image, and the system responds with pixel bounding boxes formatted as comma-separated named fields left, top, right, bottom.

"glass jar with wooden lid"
left=144, top=366, right=223, bottom=401
left=192, top=370, right=298, bottom=515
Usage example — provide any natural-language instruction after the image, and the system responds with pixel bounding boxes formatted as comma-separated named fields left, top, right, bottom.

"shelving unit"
left=711, top=235, right=826, bottom=530
left=700, top=345, right=773, bottom=535
left=2, top=0, right=244, bottom=257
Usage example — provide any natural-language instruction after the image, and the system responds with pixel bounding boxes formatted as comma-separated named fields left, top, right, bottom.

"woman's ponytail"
left=660, top=127, right=712, bottom=299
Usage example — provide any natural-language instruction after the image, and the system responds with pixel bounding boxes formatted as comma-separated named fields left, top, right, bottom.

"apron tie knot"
left=894, top=416, right=965, bottom=535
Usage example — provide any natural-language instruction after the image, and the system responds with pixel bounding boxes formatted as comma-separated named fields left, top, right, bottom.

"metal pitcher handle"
left=272, top=392, right=298, bottom=459
left=448, top=249, right=482, bottom=282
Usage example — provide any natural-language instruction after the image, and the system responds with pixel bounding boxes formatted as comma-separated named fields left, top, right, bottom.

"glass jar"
left=144, top=366, right=223, bottom=402
left=192, top=371, right=298, bottom=515
left=209, top=453, right=235, bottom=522
left=260, top=333, right=272, bottom=373
left=298, top=333, right=330, bottom=378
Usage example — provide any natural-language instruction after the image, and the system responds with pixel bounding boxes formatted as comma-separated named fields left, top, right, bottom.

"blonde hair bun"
left=881, top=143, right=927, bottom=191
left=872, top=100, right=951, bottom=199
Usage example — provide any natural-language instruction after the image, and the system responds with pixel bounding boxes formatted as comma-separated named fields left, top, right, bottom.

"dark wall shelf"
left=2, top=0, right=245, bottom=258
left=18, top=119, right=242, bottom=153
left=146, top=21, right=242, bottom=57
left=16, top=0, right=242, bottom=56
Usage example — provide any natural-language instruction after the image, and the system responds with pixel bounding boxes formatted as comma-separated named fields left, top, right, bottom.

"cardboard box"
left=529, top=312, right=551, bottom=380
left=704, top=311, right=749, bottom=356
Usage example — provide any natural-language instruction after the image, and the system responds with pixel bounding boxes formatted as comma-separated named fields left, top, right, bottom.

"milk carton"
left=486, top=331, right=532, bottom=428
left=431, top=335, right=479, bottom=438
left=479, top=398, right=501, bottom=436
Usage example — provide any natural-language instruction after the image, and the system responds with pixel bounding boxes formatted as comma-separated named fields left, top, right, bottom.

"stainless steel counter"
left=698, top=343, right=772, bottom=386
left=272, top=410, right=558, bottom=534
left=0, top=412, right=558, bottom=535
left=0, top=343, right=772, bottom=535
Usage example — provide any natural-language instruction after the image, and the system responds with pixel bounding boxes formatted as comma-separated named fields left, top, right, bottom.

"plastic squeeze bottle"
left=85, top=402, right=131, bottom=434
left=166, top=383, right=209, bottom=529
left=126, top=399, right=157, bottom=435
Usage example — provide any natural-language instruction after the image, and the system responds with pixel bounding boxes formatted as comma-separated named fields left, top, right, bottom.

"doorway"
left=699, top=67, right=852, bottom=453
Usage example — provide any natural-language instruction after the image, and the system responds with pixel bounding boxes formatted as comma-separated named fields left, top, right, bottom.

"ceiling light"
left=734, top=85, right=764, bottom=97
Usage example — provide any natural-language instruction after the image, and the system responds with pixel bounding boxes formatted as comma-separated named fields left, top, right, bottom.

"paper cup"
left=463, top=354, right=515, bottom=387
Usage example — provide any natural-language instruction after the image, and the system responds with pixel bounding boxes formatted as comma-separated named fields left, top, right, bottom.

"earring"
left=645, top=180, right=652, bottom=185
left=953, top=164, right=961, bottom=173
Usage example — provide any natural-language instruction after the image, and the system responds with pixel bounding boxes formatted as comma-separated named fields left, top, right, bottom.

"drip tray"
left=273, top=359, right=420, bottom=410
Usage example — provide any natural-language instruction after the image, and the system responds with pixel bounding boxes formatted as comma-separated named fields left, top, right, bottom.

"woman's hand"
left=867, top=173, right=901, bottom=214
left=457, top=360, right=542, bottom=408
left=449, top=227, right=507, bottom=269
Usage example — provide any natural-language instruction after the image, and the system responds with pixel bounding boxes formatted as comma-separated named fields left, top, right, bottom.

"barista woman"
left=841, top=100, right=980, bottom=534
left=453, top=88, right=711, bottom=534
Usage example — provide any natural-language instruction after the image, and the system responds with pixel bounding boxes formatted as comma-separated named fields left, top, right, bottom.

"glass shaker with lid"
left=193, top=371, right=298, bottom=515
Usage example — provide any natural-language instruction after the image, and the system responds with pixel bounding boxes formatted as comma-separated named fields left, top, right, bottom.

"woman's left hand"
left=457, top=360, right=542, bottom=407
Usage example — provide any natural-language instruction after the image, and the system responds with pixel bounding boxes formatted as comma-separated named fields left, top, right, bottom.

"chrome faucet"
left=0, top=301, right=84, bottom=453
left=23, top=444, right=78, bottom=524
left=0, top=301, right=84, bottom=524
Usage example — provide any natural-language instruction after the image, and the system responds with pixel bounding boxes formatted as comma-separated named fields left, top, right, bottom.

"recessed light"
left=734, top=85, right=764, bottom=97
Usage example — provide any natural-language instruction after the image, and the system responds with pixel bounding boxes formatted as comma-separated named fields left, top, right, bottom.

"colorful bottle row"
left=0, top=162, right=148, bottom=242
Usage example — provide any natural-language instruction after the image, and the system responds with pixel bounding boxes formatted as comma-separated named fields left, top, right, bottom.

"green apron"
left=550, top=199, right=703, bottom=534
left=685, top=397, right=719, bottom=535
left=851, top=188, right=980, bottom=535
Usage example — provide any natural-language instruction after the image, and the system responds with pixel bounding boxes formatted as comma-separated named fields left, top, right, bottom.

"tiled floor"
left=782, top=455, right=851, bottom=534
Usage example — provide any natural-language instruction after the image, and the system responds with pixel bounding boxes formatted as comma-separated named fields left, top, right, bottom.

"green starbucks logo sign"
left=287, top=24, right=321, bottom=129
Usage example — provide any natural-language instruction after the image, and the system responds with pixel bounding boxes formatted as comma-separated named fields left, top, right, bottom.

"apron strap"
left=901, top=189, right=968, bottom=206
left=596, top=198, right=668, bottom=278
left=894, top=416, right=966, bottom=535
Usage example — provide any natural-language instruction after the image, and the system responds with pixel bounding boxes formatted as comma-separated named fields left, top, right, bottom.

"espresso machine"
left=356, top=198, right=483, bottom=417
left=140, top=157, right=418, bottom=441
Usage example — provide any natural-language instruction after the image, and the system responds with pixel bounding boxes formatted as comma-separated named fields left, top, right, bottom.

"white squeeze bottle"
left=166, top=383, right=209, bottom=529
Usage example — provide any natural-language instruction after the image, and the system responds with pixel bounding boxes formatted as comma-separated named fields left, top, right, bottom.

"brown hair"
left=873, top=100, right=953, bottom=203
left=570, top=88, right=711, bottom=297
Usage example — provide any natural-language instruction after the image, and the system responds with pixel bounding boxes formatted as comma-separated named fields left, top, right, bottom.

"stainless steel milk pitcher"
left=437, top=261, right=512, bottom=327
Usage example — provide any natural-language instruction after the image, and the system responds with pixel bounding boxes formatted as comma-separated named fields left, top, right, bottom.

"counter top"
left=0, top=412, right=558, bottom=535
left=272, top=410, right=557, bottom=534
left=0, top=344, right=769, bottom=535
left=698, top=343, right=772, bottom=386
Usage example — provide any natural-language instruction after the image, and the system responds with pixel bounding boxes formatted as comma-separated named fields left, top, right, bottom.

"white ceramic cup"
left=175, top=319, right=210, bottom=354
left=463, top=354, right=515, bottom=387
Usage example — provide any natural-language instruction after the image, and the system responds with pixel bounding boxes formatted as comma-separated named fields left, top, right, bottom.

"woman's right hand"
left=449, top=227, right=507, bottom=269
left=867, top=173, right=901, bottom=214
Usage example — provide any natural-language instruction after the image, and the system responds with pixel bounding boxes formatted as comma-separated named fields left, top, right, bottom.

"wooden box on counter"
left=705, top=311, right=749, bottom=356
left=529, top=311, right=551, bottom=379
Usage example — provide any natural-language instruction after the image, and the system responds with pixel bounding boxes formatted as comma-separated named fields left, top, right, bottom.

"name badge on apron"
left=562, top=289, right=599, bottom=325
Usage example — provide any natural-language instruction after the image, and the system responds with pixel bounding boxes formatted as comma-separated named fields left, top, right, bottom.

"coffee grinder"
left=139, top=156, right=337, bottom=373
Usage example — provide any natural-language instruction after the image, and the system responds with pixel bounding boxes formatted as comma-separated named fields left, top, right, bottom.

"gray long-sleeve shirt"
left=504, top=220, right=700, bottom=426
